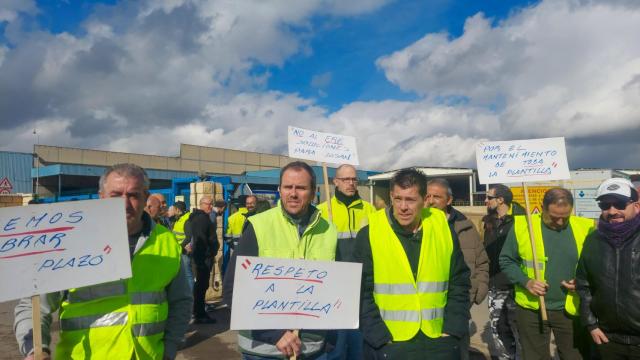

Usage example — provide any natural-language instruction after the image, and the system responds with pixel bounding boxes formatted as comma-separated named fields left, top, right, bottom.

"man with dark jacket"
left=427, top=178, right=489, bottom=359
left=576, top=178, right=640, bottom=359
left=354, top=168, right=470, bottom=359
left=189, top=195, right=219, bottom=323
left=483, top=184, right=524, bottom=360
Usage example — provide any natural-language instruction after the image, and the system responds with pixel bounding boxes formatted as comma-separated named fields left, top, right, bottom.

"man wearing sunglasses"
left=500, top=188, right=595, bottom=359
left=576, top=178, right=640, bottom=359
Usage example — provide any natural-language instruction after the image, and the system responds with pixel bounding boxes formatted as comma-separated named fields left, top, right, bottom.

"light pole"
left=33, top=129, right=39, bottom=197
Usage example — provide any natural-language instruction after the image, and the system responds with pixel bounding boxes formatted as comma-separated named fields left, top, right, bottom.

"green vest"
left=513, top=214, right=594, bottom=315
left=370, top=207, right=453, bottom=340
left=317, top=196, right=375, bottom=240
left=172, top=212, right=191, bottom=243
left=56, top=223, right=182, bottom=359
left=237, top=205, right=337, bottom=357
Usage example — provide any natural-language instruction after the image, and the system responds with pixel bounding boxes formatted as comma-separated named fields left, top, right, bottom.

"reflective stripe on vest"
left=61, top=311, right=128, bottom=331
left=369, top=207, right=453, bottom=341
left=172, top=212, right=191, bottom=242
left=57, top=223, right=181, bottom=359
left=317, top=197, right=375, bottom=241
left=513, top=214, right=594, bottom=315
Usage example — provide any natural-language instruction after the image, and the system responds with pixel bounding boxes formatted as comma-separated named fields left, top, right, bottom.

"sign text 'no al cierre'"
left=0, top=198, right=131, bottom=302
left=288, top=126, right=359, bottom=165
left=231, top=256, right=362, bottom=330
left=475, top=137, right=571, bottom=184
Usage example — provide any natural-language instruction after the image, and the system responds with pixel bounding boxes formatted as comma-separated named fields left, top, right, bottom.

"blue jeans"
left=182, top=254, right=194, bottom=291
left=327, top=329, right=363, bottom=360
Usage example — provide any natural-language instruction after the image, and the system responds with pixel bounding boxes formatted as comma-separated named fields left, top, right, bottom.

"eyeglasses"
left=336, top=177, right=358, bottom=183
left=486, top=195, right=497, bottom=200
left=597, top=200, right=631, bottom=211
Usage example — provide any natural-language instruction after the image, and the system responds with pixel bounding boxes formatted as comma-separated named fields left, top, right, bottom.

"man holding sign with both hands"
left=14, top=164, right=192, bottom=360
left=224, top=161, right=338, bottom=359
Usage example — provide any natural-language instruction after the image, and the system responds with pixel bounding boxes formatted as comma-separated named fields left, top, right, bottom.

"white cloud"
left=1, top=0, right=640, bottom=172
left=0, top=0, right=37, bottom=23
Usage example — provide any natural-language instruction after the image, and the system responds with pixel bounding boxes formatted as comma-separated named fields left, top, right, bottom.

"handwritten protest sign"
left=288, top=126, right=359, bottom=165
left=475, top=137, right=570, bottom=184
left=0, top=198, right=131, bottom=302
left=231, top=256, right=362, bottom=330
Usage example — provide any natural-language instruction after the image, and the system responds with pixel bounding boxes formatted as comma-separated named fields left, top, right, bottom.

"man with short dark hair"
left=14, top=164, right=192, bottom=359
left=427, top=178, right=489, bottom=359
left=500, top=188, right=595, bottom=359
left=577, top=178, right=640, bottom=359
left=224, top=161, right=338, bottom=359
left=319, top=164, right=375, bottom=360
left=483, top=184, right=523, bottom=360
left=354, top=168, right=470, bottom=359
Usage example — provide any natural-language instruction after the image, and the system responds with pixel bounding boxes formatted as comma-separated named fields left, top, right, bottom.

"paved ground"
left=0, top=299, right=495, bottom=360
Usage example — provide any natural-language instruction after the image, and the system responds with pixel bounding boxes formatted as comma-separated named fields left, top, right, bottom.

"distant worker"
left=145, top=194, right=163, bottom=223
left=354, top=168, right=470, bottom=359
left=190, top=196, right=219, bottom=324
left=170, top=201, right=194, bottom=289
left=318, top=164, right=375, bottom=360
left=427, top=178, right=489, bottom=359
left=151, top=193, right=172, bottom=228
left=577, top=178, right=640, bottom=359
left=14, top=163, right=192, bottom=359
left=500, top=188, right=595, bottom=360
left=225, top=195, right=256, bottom=248
left=224, top=161, right=338, bottom=358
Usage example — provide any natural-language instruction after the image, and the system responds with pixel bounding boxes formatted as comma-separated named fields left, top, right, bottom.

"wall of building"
left=34, top=144, right=309, bottom=175
left=0, top=151, right=33, bottom=194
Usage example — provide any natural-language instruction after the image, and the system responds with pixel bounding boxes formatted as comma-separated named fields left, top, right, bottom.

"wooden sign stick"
left=322, top=163, right=333, bottom=221
left=523, top=182, right=548, bottom=321
left=32, top=295, right=44, bottom=360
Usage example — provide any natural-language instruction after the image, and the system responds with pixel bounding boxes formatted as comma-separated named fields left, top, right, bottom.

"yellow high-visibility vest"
left=237, top=205, right=337, bottom=358
left=317, top=196, right=375, bottom=240
left=172, top=212, right=191, bottom=243
left=225, top=207, right=248, bottom=245
left=57, top=224, right=182, bottom=359
left=513, top=214, right=594, bottom=315
left=370, top=207, right=453, bottom=340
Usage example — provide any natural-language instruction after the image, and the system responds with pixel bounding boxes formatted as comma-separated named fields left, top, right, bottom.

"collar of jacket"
left=334, top=188, right=361, bottom=207
left=131, top=212, right=154, bottom=255
left=278, top=201, right=321, bottom=229
left=385, top=206, right=423, bottom=239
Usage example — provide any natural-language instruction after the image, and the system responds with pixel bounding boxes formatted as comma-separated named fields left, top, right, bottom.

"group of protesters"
left=13, top=161, right=640, bottom=360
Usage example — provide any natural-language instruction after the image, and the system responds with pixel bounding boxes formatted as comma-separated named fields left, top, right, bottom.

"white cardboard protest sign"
left=288, top=126, right=360, bottom=165
left=231, top=256, right=362, bottom=330
left=0, top=198, right=131, bottom=302
left=475, top=137, right=570, bottom=185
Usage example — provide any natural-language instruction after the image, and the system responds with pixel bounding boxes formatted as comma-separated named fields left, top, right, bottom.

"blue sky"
left=32, top=0, right=535, bottom=111
left=1, top=0, right=639, bottom=170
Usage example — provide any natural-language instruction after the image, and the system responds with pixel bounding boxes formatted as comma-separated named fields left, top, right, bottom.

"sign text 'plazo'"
left=0, top=198, right=131, bottom=302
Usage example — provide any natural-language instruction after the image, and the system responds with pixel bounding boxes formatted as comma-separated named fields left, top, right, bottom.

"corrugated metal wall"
left=0, top=151, right=32, bottom=194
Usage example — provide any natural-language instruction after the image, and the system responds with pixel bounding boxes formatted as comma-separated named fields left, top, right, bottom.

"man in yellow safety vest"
left=499, top=188, right=595, bottom=360
left=354, top=168, right=470, bottom=359
left=224, top=161, right=338, bottom=359
left=225, top=195, right=256, bottom=249
left=14, top=163, right=192, bottom=360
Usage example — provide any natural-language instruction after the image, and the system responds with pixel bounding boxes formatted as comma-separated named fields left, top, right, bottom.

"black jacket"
left=576, top=229, right=640, bottom=345
left=187, top=208, right=218, bottom=267
left=483, top=202, right=525, bottom=290
left=354, top=208, right=471, bottom=350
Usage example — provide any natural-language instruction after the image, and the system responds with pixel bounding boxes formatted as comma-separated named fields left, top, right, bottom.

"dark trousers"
left=363, top=332, right=460, bottom=360
left=598, top=341, right=640, bottom=360
left=515, top=306, right=587, bottom=360
left=193, top=263, right=212, bottom=318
